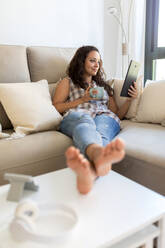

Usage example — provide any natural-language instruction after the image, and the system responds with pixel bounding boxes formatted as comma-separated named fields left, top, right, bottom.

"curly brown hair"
left=67, top=46, right=113, bottom=96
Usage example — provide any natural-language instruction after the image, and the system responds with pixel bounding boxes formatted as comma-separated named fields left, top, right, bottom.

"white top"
left=0, top=169, right=165, bottom=248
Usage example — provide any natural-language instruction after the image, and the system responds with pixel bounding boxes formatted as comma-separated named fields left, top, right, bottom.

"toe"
left=65, top=146, right=79, bottom=160
left=105, top=142, right=114, bottom=155
left=115, top=138, right=125, bottom=151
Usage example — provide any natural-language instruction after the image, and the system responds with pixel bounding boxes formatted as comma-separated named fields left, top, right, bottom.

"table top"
left=0, top=168, right=165, bottom=248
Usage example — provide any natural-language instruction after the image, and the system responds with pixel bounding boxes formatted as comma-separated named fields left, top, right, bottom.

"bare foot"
left=87, top=138, right=125, bottom=176
left=65, top=146, right=97, bottom=194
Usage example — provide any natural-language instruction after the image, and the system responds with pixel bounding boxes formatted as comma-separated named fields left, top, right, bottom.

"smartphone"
left=120, top=60, right=140, bottom=97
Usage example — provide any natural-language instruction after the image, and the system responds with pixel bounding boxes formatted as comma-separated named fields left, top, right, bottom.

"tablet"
left=120, top=60, right=140, bottom=97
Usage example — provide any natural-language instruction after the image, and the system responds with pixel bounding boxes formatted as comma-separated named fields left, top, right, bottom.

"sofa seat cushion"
left=117, top=120, right=165, bottom=168
left=0, top=131, right=73, bottom=170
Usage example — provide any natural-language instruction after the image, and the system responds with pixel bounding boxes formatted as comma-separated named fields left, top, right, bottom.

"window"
left=145, top=0, right=165, bottom=82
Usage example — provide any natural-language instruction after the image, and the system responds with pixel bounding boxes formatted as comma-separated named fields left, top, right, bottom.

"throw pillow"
left=0, top=80, right=63, bottom=135
left=113, top=76, right=143, bottom=119
left=135, top=80, right=165, bottom=124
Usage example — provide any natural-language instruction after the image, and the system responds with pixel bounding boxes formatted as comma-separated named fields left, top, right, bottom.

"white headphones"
left=10, top=200, right=78, bottom=244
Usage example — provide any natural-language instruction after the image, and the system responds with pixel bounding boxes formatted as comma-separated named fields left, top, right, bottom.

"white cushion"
left=113, top=77, right=143, bottom=119
left=135, top=80, right=165, bottom=124
left=0, top=80, right=62, bottom=135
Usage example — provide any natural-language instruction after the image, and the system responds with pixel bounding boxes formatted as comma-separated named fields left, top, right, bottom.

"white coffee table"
left=0, top=168, right=165, bottom=248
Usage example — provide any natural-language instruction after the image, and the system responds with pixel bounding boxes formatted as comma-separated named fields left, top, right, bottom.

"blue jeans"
left=60, top=112, right=120, bottom=155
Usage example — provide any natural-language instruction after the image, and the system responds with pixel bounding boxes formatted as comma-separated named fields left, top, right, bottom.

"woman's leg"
left=60, top=112, right=103, bottom=155
left=65, top=147, right=97, bottom=194
left=60, top=112, right=101, bottom=194
left=85, top=115, right=122, bottom=176
left=94, top=114, right=120, bottom=146
left=86, top=138, right=125, bottom=176
left=61, top=112, right=125, bottom=193
left=66, top=138, right=125, bottom=193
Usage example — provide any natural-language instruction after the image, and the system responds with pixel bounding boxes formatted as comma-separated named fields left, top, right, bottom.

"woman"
left=53, top=46, right=138, bottom=194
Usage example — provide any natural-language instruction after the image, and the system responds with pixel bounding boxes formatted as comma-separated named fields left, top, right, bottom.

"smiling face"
left=84, top=51, right=101, bottom=77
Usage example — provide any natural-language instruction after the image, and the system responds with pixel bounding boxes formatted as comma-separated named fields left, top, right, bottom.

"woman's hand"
left=81, top=86, right=100, bottom=102
left=127, top=82, right=138, bottom=100
left=115, top=82, right=138, bottom=119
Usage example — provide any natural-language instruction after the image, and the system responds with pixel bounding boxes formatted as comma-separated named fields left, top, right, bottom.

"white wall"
left=0, top=0, right=104, bottom=53
left=104, top=0, right=146, bottom=80
left=0, top=0, right=120, bottom=79
left=104, top=0, right=120, bottom=79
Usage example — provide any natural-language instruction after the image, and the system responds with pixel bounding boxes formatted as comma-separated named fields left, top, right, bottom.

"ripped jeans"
left=60, top=111, right=120, bottom=155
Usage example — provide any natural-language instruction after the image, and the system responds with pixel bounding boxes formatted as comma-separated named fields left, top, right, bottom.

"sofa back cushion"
left=0, top=45, right=31, bottom=83
left=0, top=45, right=31, bottom=129
left=135, top=79, right=165, bottom=124
left=27, top=46, right=76, bottom=83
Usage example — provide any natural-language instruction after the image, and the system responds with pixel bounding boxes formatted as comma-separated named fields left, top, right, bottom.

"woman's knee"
left=60, top=112, right=95, bottom=136
left=63, top=112, right=94, bottom=124
left=73, top=121, right=96, bottom=135
left=73, top=123, right=102, bottom=154
left=77, top=113, right=95, bottom=125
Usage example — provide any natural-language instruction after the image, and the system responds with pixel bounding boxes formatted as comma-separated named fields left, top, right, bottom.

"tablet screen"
left=120, top=60, right=140, bottom=97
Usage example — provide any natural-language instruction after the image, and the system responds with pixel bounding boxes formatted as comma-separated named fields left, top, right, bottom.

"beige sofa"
left=0, top=44, right=164, bottom=196
left=0, top=45, right=75, bottom=185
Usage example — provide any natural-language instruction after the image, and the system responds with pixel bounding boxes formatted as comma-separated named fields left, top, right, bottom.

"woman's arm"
left=53, top=78, right=93, bottom=114
left=108, top=82, right=138, bottom=120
